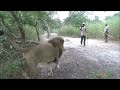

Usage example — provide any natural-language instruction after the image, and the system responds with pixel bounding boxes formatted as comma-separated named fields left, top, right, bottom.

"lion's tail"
left=7, top=33, right=30, bottom=53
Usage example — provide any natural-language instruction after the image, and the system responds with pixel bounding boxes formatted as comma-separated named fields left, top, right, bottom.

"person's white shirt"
left=104, top=25, right=109, bottom=33
left=80, top=26, right=86, bottom=36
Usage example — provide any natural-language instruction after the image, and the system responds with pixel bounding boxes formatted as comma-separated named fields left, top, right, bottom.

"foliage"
left=0, top=11, right=119, bottom=79
left=90, top=69, right=113, bottom=79
left=57, top=11, right=120, bottom=40
left=64, top=11, right=87, bottom=28
left=0, top=11, right=58, bottom=79
left=58, top=25, right=79, bottom=37
left=0, top=47, right=23, bottom=79
left=105, top=14, right=120, bottom=39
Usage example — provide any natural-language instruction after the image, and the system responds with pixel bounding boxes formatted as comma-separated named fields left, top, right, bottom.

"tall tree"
left=10, top=11, right=26, bottom=46
left=64, top=11, right=87, bottom=27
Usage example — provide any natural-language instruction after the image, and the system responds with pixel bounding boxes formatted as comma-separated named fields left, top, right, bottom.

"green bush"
left=86, top=22, right=104, bottom=39
left=58, top=25, right=79, bottom=37
left=105, top=16, right=120, bottom=39
left=24, top=25, right=37, bottom=40
left=0, top=49, right=23, bottom=79
left=24, top=25, right=43, bottom=41
left=57, top=16, right=120, bottom=40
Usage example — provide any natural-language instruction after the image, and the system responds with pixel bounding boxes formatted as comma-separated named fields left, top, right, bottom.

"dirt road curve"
left=39, top=37, right=120, bottom=79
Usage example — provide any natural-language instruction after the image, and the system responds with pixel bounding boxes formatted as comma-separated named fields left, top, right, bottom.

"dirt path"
left=39, top=36, right=120, bottom=79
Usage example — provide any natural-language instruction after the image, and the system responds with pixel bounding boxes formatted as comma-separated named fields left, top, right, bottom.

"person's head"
left=82, top=23, right=85, bottom=26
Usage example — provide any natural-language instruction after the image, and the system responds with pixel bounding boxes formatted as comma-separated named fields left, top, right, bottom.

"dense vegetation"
left=0, top=11, right=119, bottom=79
left=0, top=11, right=58, bottom=78
left=57, top=11, right=120, bottom=40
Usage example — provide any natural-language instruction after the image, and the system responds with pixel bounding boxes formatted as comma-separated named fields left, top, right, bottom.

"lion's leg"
left=54, top=57, right=60, bottom=69
left=22, top=71, right=30, bottom=79
left=24, top=59, right=38, bottom=79
left=22, top=60, right=30, bottom=79
left=29, top=63, right=38, bottom=79
left=49, top=64, right=53, bottom=77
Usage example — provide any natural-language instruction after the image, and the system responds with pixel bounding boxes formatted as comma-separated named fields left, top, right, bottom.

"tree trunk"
left=35, top=26, right=40, bottom=42
left=34, top=21, right=40, bottom=42
left=46, top=24, right=51, bottom=39
left=43, top=21, right=51, bottom=39
left=1, top=17, right=20, bottom=39
left=10, top=11, right=25, bottom=46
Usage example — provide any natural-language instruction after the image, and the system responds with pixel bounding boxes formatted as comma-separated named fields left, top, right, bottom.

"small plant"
left=0, top=48, right=23, bottom=79
left=90, top=69, right=113, bottom=79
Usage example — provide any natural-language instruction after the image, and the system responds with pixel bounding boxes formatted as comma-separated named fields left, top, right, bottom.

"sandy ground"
left=38, top=36, right=120, bottom=79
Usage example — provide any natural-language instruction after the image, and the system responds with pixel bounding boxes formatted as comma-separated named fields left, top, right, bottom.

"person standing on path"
left=104, top=23, right=109, bottom=43
left=80, top=23, right=87, bottom=46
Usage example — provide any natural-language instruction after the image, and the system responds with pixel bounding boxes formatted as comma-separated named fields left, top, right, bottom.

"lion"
left=9, top=36, right=64, bottom=79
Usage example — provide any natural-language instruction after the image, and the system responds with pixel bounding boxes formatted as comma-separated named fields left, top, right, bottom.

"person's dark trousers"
left=105, top=33, right=108, bottom=43
left=81, top=35, right=86, bottom=46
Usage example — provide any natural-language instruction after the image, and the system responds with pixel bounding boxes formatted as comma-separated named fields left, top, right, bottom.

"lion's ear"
left=48, top=39, right=57, bottom=47
left=48, top=37, right=64, bottom=48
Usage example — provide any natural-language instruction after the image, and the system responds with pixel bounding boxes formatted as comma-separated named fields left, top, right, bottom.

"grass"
left=90, top=69, right=113, bottom=79
left=0, top=49, right=23, bottom=79
left=0, top=59, right=23, bottom=79
left=58, top=25, right=79, bottom=37
left=24, top=25, right=44, bottom=41
left=53, top=16, right=120, bottom=40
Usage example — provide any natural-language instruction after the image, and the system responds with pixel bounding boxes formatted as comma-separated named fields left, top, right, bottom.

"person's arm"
left=80, top=26, right=82, bottom=31
left=107, top=26, right=109, bottom=34
left=84, top=26, right=87, bottom=33
left=85, top=28, right=87, bottom=33
left=79, top=27, right=81, bottom=37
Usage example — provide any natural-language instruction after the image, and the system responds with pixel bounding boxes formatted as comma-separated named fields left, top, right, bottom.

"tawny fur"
left=9, top=36, right=64, bottom=79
